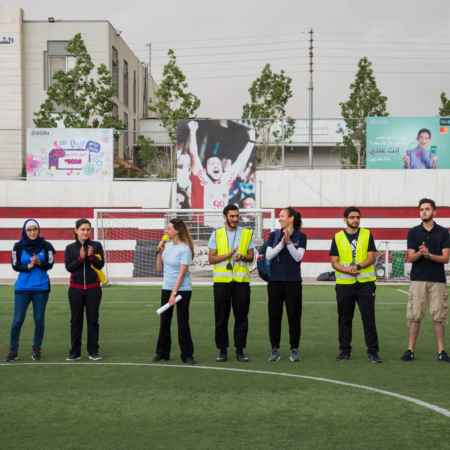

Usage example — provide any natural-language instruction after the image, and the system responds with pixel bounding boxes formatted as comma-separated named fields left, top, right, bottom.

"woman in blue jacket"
left=266, top=207, right=307, bottom=362
left=4, top=219, right=56, bottom=362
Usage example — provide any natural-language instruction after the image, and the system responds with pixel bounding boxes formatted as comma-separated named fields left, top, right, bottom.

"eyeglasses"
left=347, top=216, right=361, bottom=220
left=26, top=228, right=39, bottom=232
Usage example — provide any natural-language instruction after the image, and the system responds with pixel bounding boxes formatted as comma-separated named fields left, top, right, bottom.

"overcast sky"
left=8, top=0, right=450, bottom=118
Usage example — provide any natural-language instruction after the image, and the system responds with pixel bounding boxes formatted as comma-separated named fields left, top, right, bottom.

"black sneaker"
left=368, top=354, right=383, bottom=363
left=4, top=350, right=18, bottom=362
left=335, top=352, right=351, bottom=362
left=437, top=350, right=450, bottom=363
left=236, top=352, right=249, bottom=362
left=400, top=350, right=414, bottom=362
left=152, top=354, right=166, bottom=362
left=66, top=352, right=81, bottom=361
left=184, top=356, right=195, bottom=365
left=269, top=348, right=280, bottom=361
left=89, top=353, right=102, bottom=361
left=32, top=348, right=42, bottom=361
left=216, top=349, right=227, bottom=362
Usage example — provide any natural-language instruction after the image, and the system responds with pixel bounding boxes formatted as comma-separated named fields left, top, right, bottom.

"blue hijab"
left=20, top=219, right=46, bottom=255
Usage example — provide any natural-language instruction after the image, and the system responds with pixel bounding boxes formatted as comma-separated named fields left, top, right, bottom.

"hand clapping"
left=419, top=241, right=430, bottom=258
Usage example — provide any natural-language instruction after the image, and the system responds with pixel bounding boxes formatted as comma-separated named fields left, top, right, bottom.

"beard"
left=226, top=218, right=238, bottom=229
left=422, top=216, right=433, bottom=223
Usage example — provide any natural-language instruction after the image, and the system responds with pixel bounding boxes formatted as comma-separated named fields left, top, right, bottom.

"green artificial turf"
left=0, top=285, right=449, bottom=449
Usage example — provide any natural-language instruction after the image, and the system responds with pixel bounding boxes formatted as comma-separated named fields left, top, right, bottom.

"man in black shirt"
left=329, top=206, right=382, bottom=363
left=401, top=198, right=450, bottom=363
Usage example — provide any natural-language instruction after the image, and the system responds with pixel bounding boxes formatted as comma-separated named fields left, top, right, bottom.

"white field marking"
left=2, top=363, right=450, bottom=418
left=396, top=289, right=409, bottom=295
left=0, top=302, right=407, bottom=305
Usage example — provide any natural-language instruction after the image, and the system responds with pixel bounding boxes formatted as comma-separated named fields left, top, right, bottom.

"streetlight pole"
left=308, top=28, right=314, bottom=170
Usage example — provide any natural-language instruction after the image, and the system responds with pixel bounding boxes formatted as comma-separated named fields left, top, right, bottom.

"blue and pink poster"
left=26, top=128, right=114, bottom=181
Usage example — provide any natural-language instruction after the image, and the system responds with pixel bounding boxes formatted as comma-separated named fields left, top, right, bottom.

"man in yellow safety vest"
left=208, top=204, right=255, bottom=362
left=329, top=206, right=382, bottom=363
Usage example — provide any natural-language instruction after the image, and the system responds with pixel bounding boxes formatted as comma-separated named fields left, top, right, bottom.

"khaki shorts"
left=407, top=281, right=449, bottom=326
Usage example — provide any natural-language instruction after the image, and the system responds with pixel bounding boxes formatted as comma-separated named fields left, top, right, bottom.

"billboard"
left=176, top=119, right=256, bottom=212
left=366, top=117, right=450, bottom=169
left=26, top=128, right=114, bottom=181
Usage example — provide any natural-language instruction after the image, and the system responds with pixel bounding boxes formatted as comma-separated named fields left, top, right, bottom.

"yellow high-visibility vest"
left=335, top=228, right=376, bottom=284
left=213, top=227, right=253, bottom=283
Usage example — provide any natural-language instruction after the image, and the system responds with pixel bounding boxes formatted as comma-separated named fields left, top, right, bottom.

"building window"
left=123, top=112, right=129, bottom=159
left=133, top=71, right=136, bottom=113
left=112, top=103, right=118, bottom=119
left=49, top=56, right=76, bottom=86
left=133, top=119, right=136, bottom=144
left=123, top=60, right=129, bottom=107
left=143, top=74, right=147, bottom=118
left=112, top=46, right=119, bottom=98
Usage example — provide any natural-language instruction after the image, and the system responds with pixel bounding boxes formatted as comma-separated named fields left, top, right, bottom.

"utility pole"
left=145, top=43, right=152, bottom=74
left=308, top=28, right=313, bottom=170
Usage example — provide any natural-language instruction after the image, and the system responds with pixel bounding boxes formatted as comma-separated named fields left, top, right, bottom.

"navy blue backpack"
left=257, top=230, right=281, bottom=282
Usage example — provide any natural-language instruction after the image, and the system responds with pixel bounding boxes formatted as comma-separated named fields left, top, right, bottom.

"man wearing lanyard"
left=208, top=204, right=255, bottom=362
left=329, top=207, right=382, bottom=362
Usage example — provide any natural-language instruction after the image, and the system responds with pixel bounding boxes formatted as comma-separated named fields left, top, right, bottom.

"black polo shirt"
left=407, top=222, right=450, bottom=283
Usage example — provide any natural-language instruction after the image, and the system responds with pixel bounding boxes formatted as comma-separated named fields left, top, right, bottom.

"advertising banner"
left=26, top=128, right=114, bottom=181
left=176, top=119, right=256, bottom=213
left=366, top=117, right=450, bottom=169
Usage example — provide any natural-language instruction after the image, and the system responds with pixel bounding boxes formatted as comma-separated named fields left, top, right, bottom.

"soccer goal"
left=93, top=209, right=276, bottom=286
left=374, top=241, right=410, bottom=281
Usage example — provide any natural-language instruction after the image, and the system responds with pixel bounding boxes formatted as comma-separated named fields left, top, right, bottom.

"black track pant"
left=156, top=290, right=194, bottom=362
left=68, top=287, right=102, bottom=355
left=267, top=281, right=302, bottom=349
left=214, top=281, right=251, bottom=350
left=335, top=281, right=379, bottom=355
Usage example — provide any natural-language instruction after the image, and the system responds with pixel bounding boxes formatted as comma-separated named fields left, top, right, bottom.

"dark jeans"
left=214, top=281, right=251, bottom=350
left=68, top=287, right=102, bottom=355
left=10, top=291, right=49, bottom=351
left=156, top=290, right=194, bottom=362
left=335, top=281, right=379, bottom=355
left=267, top=281, right=302, bottom=349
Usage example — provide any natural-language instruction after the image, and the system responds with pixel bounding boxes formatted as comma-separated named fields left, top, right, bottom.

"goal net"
left=94, top=209, right=275, bottom=285
left=374, top=241, right=410, bottom=281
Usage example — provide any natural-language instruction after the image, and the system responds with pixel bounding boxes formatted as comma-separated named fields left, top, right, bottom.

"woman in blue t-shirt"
left=4, top=219, right=56, bottom=362
left=266, top=207, right=307, bottom=362
left=153, top=218, right=195, bottom=364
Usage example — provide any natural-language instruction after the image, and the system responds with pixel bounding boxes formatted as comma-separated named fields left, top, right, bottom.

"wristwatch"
left=428, top=253, right=433, bottom=259
left=172, top=291, right=177, bottom=296
left=356, top=264, right=362, bottom=271
left=241, top=255, right=245, bottom=261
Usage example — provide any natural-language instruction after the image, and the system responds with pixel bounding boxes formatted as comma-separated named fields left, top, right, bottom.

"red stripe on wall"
left=275, top=207, right=450, bottom=219
left=0, top=207, right=144, bottom=218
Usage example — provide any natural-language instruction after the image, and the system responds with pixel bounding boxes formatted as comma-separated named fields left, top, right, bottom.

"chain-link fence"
left=0, top=118, right=366, bottom=180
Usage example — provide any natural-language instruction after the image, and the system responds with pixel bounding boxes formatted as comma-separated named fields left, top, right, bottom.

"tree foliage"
left=242, top=64, right=295, bottom=167
left=333, top=57, right=389, bottom=169
left=135, top=135, right=171, bottom=178
left=439, top=92, right=450, bottom=116
left=148, top=49, right=201, bottom=145
left=34, top=33, right=123, bottom=133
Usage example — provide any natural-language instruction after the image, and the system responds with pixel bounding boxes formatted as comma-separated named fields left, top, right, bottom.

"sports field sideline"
left=1, top=284, right=449, bottom=450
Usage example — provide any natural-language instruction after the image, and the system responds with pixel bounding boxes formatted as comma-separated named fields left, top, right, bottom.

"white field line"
left=396, top=289, right=409, bottom=295
left=1, top=363, right=449, bottom=418
left=0, top=302, right=407, bottom=305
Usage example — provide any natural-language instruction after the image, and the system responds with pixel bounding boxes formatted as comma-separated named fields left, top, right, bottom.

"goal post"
left=93, top=209, right=276, bottom=286
left=374, top=240, right=409, bottom=281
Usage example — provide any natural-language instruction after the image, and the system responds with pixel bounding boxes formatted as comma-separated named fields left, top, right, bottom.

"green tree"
left=135, top=135, right=171, bottom=178
left=148, top=50, right=200, bottom=143
left=242, top=63, right=295, bottom=167
left=34, top=33, right=123, bottom=132
left=333, top=57, right=389, bottom=169
left=439, top=92, right=450, bottom=116
left=113, top=162, right=146, bottom=179
left=148, top=49, right=200, bottom=177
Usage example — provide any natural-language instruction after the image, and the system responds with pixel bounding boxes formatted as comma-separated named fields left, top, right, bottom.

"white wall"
left=259, top=169, right=450, bottom=207
left=1, top=169, right=449, bottom=208
left=0, top=180, right=172, bottom=207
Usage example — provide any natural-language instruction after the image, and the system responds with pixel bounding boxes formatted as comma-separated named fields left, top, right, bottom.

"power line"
left=315, top=39, right=450, bottom=45
left=315, top=31, right=450, bottom=38
left=151, top=40, right=308, bottom=51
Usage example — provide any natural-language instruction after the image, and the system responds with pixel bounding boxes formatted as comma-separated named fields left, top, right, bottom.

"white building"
left=0, top=6, right=160, bottom=177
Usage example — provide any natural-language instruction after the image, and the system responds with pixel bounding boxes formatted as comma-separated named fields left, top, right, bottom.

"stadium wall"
left=1, top=170, right=449, bottom=279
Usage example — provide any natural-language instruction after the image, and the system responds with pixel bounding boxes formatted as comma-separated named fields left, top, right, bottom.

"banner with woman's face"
left=176, top=119, right=256, bottom=212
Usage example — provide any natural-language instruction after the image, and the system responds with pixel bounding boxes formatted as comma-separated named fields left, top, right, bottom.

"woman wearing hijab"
left=4, top=219, right=56, bottom=362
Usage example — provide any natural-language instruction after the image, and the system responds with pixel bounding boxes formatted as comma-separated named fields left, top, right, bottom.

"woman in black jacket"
left=65, top=218, right=104, bottom=361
